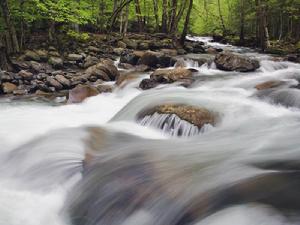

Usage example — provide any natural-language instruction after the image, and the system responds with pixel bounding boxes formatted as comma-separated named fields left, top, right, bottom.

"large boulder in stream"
left=67, top=84, right=99, bottom=104
left=214, top=52, right=260, bottom=72
left=137, top=104, right=217, bottom=136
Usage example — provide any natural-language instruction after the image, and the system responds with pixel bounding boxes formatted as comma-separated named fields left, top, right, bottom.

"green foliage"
left=67, top=30, right=90, bottom=42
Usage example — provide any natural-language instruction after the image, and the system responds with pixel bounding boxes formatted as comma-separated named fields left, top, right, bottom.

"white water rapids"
left=1, top=37, right=300, bottom=225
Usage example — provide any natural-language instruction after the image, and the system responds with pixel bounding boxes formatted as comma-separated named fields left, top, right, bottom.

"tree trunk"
left=123, top=3, right=129, bottom=35
left=0, top=0, right=20, bottom=53
left=153, top=0, right=159, bottom=31
left=239, top=0, right=245, bottom=44
left=49, top=21, right=55, bottom=43
left=161, top=0, right=168, bottom=33
left=180, top=0, right=193, bottom=45
left=217, top=0, right=226, bottom=36
left=169, top=0, right=178, bottom=33
left=108, top=0, right=133, bottom=32
left=134, top=0, right=143, bottom=32
left=0, top=34, right=10, bottom=71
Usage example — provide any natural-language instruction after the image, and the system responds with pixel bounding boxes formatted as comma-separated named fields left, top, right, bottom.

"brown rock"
left=2, top=82, right=17, bottom=94
left=255, top=80, right=284, bottom=90
left=139, top=104, right=217, bottom=129
left=55, top=75, right=71, bottom=88
left=18, top=70, right=33, bottom=80
left=116, top=72, right=140, bottom=86
left=215, top=52, right=260, bottom=72
left=150, top=68, right=193, bottom=83
left=67, top=84, right=99, bottom=104
left=46, top=77, right=63, bottom=90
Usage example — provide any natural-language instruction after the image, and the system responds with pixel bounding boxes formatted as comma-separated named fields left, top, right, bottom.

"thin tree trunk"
left=0, top=34, right=10, bottom=71
left=49, top=21, right=55, bottom=43
left=123, top=3, right=129, bottom=35
left=169, top=0, right=177, bottom=33
left=108, top=0, right=133, bottom=31
left=0, top=0, right=20, bottom=53
left=19, top=0, right=25, bottom=50
left=153, top=0, right=159, bottom=31
left=161, top=0, right=168, bottom=33
left=217, top=0, right=226, bottom=36
left=180, top=0, right=193, bottom=45
left=239, top=0, right=245, bottom=44
left=134, top=0, right=143, bottom=32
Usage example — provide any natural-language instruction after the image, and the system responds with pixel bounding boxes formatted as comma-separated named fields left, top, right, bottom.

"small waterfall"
left=138, top=112, right=211, bottom=137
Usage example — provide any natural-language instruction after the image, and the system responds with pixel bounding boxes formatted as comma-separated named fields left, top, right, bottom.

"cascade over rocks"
left=137, top=104, right=217, bottom=136
left=214, top=52, right=260, bottom=72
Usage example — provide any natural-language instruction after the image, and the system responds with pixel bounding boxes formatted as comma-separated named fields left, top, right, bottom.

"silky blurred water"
left=1, top=37, right=300, bottom=225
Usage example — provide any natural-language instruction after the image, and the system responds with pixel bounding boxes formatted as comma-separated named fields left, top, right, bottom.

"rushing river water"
left=1, top=37, right=300, bottom=225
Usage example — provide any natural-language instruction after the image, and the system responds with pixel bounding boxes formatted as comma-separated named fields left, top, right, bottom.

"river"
left=1, top=37, right=300, bottom=225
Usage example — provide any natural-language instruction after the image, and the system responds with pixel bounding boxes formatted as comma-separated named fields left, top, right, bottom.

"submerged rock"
left=255, top=80, right=285, bottom=90
left=215, top=52, right=260, bottom=72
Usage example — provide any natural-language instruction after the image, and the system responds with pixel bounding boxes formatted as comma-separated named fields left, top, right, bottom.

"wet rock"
left=49, top=51, right=60, bottom=57
left=139, top=78, right=158, bottom=90
left=117, top=41, right=127, bottom=49
left=0, top=72, right=13, bottom=82
left=46, top=77, right=63, bottom=90
left=35, top=49, right=48, bottom=61
left=29, top=61, right=43, bottom=73
left=161, top=49, right=178, bottom=57
left=96, top=84, right=113, bottom=93
left=24, top=50, right=41, bottom=62
left=83, top=56, right=99, bottom=68
left=11, top=60, right=30, bottom=71
left=214, top=52, right=260, bottom=72
left=85, top=59, right=120, bottom=81
left=55, top=75, right=71, bottom=88
left=18, top=70, right=33, bottom=80
left=138, top=104, right=217, bottom=129
left=1, top=82, right=17, bottom=94
left=118, top=63, right=135, bottom=70
left=135, top=64, right=150, bottom=72
left=137, top=51, right=159, bottom=67
left=150, top=68, right=193, bottom=83
left=138, top=42, right=150, bottom=50
left=67, top=84, right=99, bottom=104
left=67, top=54, right=84, bottom=61
left=206, top=47, right=219, bottom=54
left=113, top=48, right=124, bottom=56
left=120, top=51, right=141, bottom=65
left=123, top=38, right=138, bottom=49
left=116, top=72, right=140, bottom=86
left=255, top=80, right=285, bottom=90
left=88, top=46, right=101, bottom=53
left=49, top=57, right=64, bottom=69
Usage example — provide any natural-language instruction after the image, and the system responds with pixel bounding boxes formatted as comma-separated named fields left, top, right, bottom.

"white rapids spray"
left=1, top=37, right=300, bottom=225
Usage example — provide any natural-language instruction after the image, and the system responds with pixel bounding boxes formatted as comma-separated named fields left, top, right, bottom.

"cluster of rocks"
left=0, top=32, right=265, bottom=101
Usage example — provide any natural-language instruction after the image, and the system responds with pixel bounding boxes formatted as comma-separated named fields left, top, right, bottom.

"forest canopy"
left=0, top=0, right=299, bottom=56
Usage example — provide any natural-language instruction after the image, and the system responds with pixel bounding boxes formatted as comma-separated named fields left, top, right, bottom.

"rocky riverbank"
left=0, top=33, right=297, bottom=103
